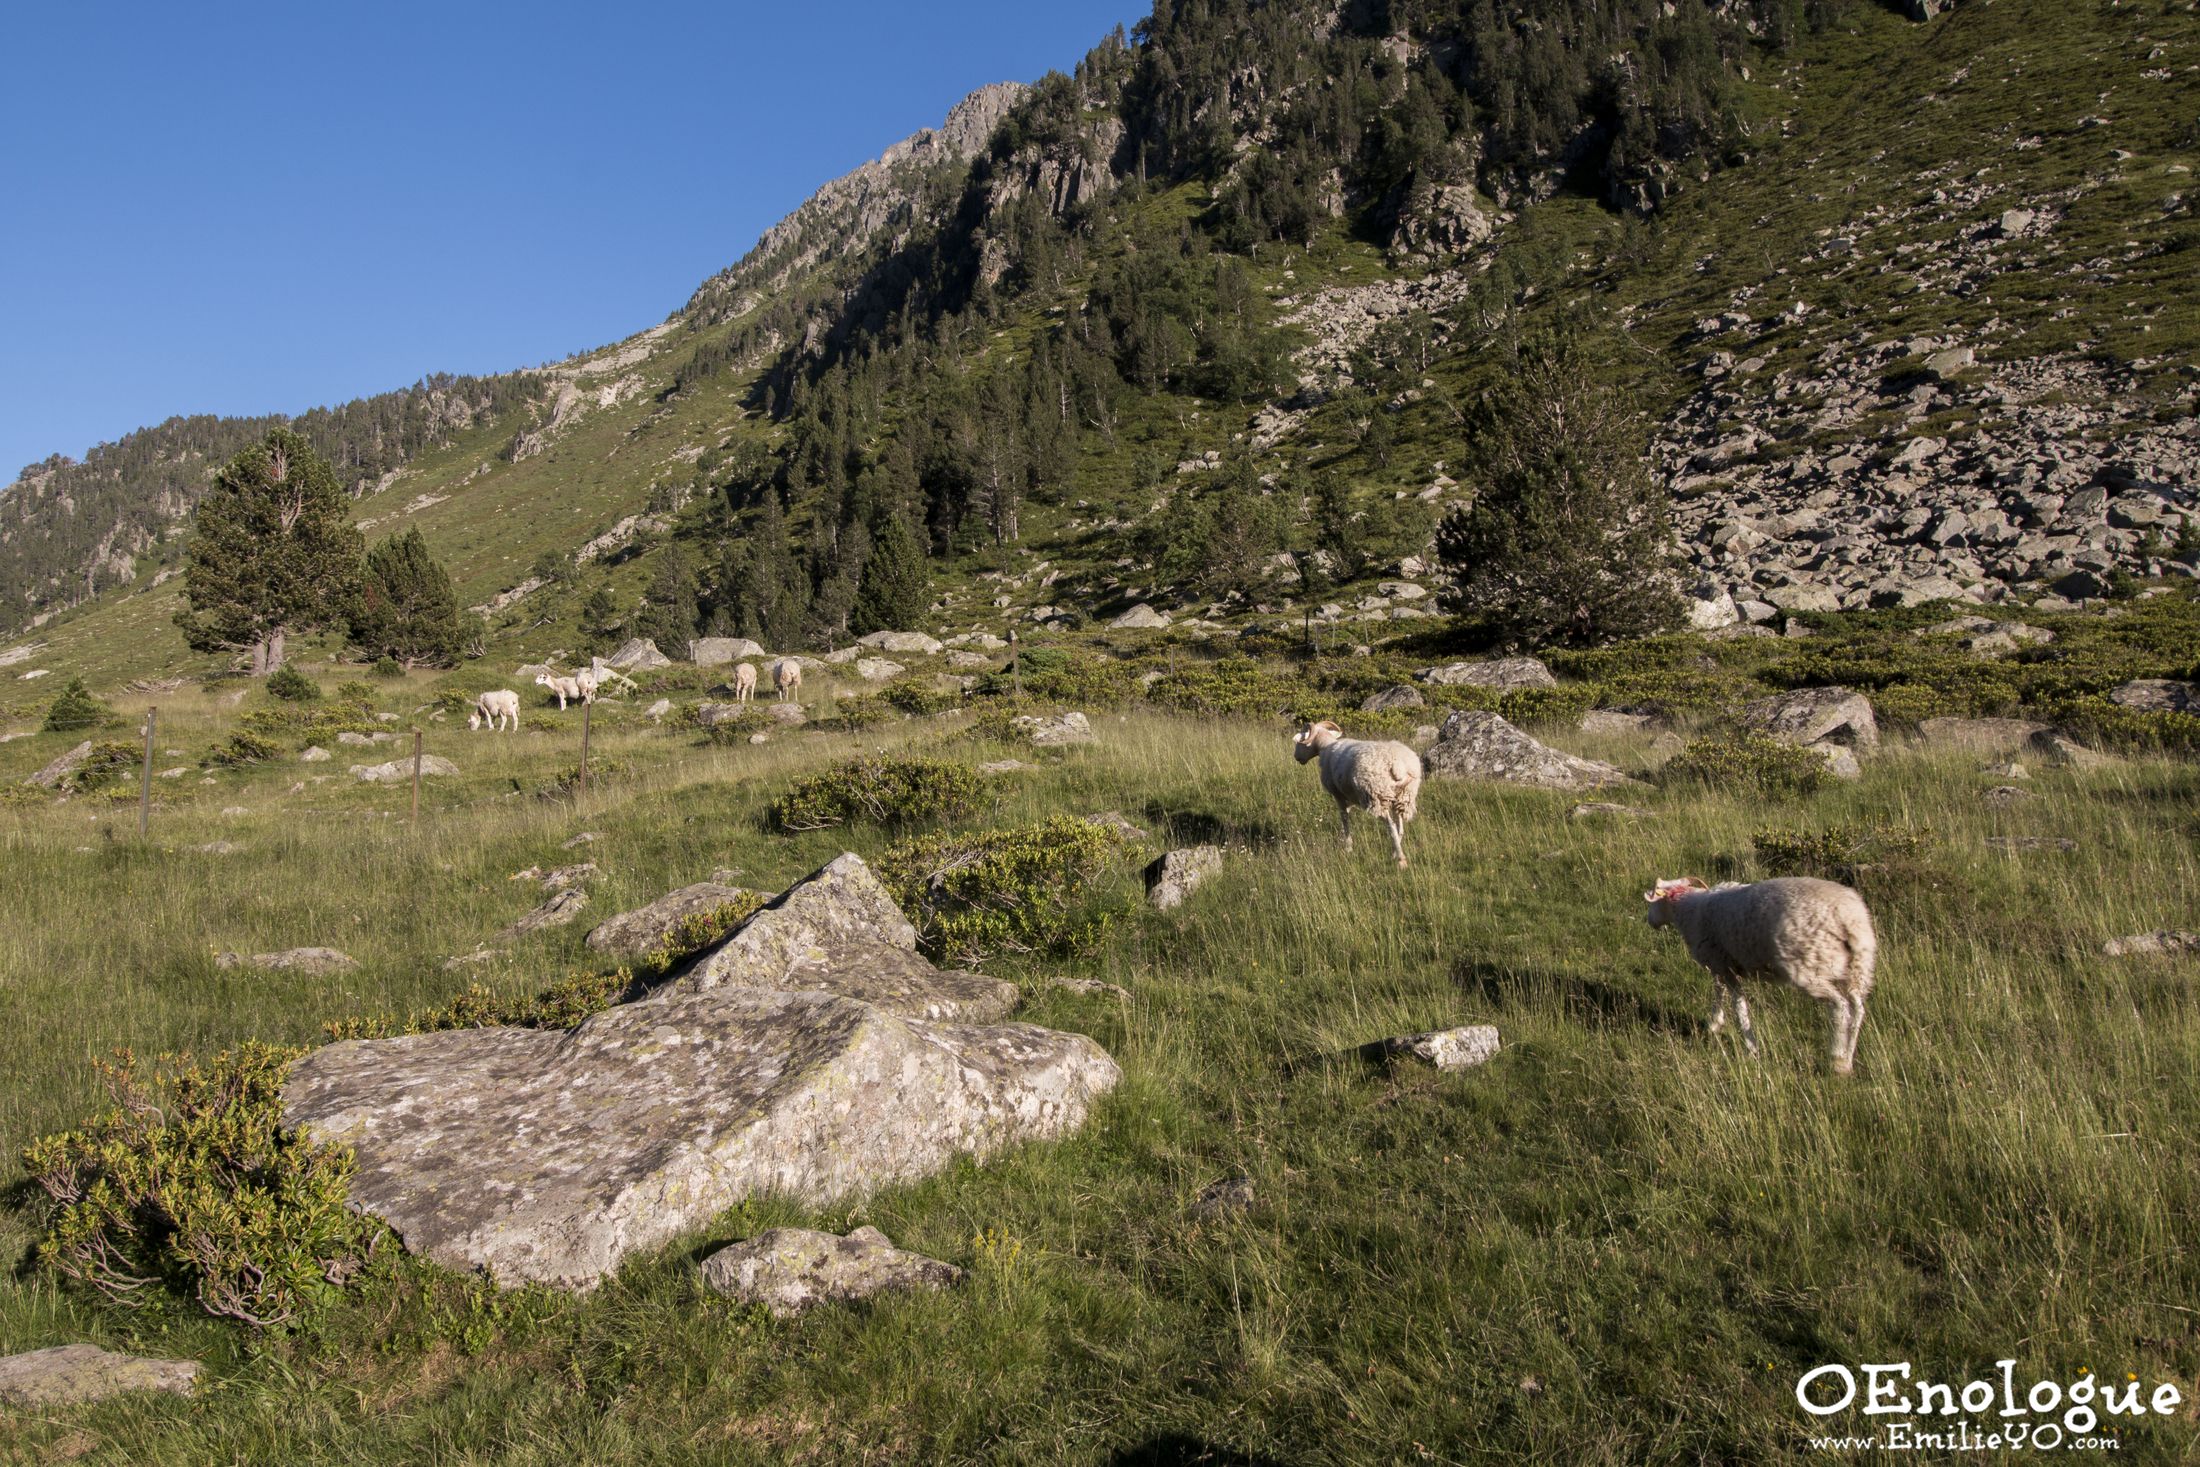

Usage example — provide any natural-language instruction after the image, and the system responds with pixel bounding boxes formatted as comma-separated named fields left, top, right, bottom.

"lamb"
left=731, top=662, right=758, bottom=703
left=773, top=657, right=803, bottom=702
left=1644, top=876, right=1878, bottom=1075
left=1292, top=719, right=1423, bottom=867
left=534, top=672, right=589, bottom=710
left=467, top=689, right=520, bottom=732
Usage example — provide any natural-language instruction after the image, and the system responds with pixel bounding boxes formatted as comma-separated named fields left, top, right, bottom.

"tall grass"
left=1, top=697, right=2195, bottom=1462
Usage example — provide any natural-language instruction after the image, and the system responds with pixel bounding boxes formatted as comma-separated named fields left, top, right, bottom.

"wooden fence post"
left=139, top=707, right=156, bottom=838
left=580, top=699, right=592, bottom=795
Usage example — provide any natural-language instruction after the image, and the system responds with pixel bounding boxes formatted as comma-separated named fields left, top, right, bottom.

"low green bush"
left=328, top=966, right=643, bottom=1041
left=211, top=730, right=283, bottom=766
left=66, top=740, right=141, bottom=792
left=42, top=677, right=111, bottom=733
left=1753, top=821, right=1936, bottom=885
left=883, top=678, right=957, bottom=716
left=974, top=647, right=1137, bottom=705
left=266, top=665, right=322, bottom=702
left=879, top=816, right=1131, bottom=965
left=334, top=681, right=378, bottom=703
left=827, top=695, right=894, bottom=732
left=770, top=756, right=982, bottom=833
left=371, top=658, right=406, bottom=679
left=1661, top=729, right=1831, bottom=797
left=21, top=1043, right=388, bottom=1327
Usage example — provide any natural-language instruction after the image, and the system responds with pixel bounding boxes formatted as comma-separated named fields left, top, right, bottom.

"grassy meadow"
left=1, top=652, right=2197, bottom=1463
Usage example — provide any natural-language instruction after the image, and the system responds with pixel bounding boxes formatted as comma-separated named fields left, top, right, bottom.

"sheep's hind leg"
left=1335, top=800, right=1353, bottom=851
left=1707, top=979, right=1733, bottom=1036
left=1386, top=812, right=1407, bottom=868
left=1834, top=992, right=1867, bottom=1076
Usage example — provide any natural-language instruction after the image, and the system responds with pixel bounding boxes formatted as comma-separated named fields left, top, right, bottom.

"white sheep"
left=773, top=657, right=803, bottom=702
left=534, top=672, right=585, bottom=709
left=731, top=662, right=758, bottom=703
left=1644, top=876, right=1879, bottom=1075
left=467, top=689, right=520, bottom=732
left=1292, top=719, right=1423, bottom=867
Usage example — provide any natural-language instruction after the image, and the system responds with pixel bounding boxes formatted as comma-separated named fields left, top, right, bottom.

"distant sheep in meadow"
left=1292, top=719, right=1423, bottom=868
left=1644, top=876, right=1879, bottom=1075
left=773, top=658, right=803, bottom=702
left=731, top=662, right=757, bottom=703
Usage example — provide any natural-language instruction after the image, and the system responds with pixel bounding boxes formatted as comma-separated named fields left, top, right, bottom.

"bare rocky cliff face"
left=683, top=81, right=1029, bottom=325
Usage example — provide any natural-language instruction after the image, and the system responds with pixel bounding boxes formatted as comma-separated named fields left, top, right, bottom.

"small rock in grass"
left=979, top=759, right=1030, bottom=775
left=216, top=947, right=358, bottom=976
left=561, top=831, right=601, bottom=849
left=1145, top=846, right=1223, bottom=911
left=2103, top=930, right=2200, bottom=958
left=1084, top=810, right=1148, bottom=841
left=300, top=746, right=331, bottom=762
left=192, top=840, right=243, bottom=856
left=1981, top=786, right=2033, bottom=808
left=1051, top=977, right=1130, bottom=1000
left=0, top=1344, right=200, bottom=1407
left=442, top=949, right=507, bottom=971
left=1190, top=1176, right=1256, bottom=1218
left=1568, top=802, right=1653, bottom=821
left=1367, top=1025, right=1502, bottom=1072
left=697, top=1226, right=962, bottom=1318
left=497, top=887, right=589, bottom=940
left=1985, top=836, right=2077, bottom=853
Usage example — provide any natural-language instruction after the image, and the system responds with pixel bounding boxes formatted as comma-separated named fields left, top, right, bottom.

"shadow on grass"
left=1109, top=1435, right=1292, bottom=1467
left=1451, top=959, right=1705, bottom=1037
left=1139, top=805, right=1287, bottom=850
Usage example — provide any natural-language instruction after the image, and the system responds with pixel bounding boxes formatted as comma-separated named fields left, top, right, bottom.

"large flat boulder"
left=1742, top=686, right=1880, bottom=750
left=1915, top=716, right=2049, bottom=754
left=1417, top=657, right=1556, bottom=691
left=586, top=881, right=755, bottom=961
left=1423, top=711, right=1638, bottom=791
left=856, top=631, right=944, bottom=656
left=0, top=1344, right=200, bottom=1407
left=666, top=854, right=1014, bottom=1022
left=215, top=947, right=358, bottom=976
left=351, top=754, right=459, bottom=783
left=690, top=637, right=765, bottom=666
left=2108, top=679, right=2199, bottom=714
left=283, top=987, right=1119, bottom=1290
left=603, top=637, right=672, bottom=671
left=25, top=739, right=93, bottom=789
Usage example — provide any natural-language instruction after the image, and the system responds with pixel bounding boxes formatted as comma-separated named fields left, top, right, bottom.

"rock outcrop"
left=690, top=637, right=765, bottom=665
left=585, top=881, right=755, bottom=961
left=665, top=854, right=1016, bottom=1023
left=1418, top=658, right=1557, bottom=691
left=1423, top=711, right=1637, bottom=791
left=283, top=986, right=1118, bottom=1290
left=351, top=754, right=458, bottom=783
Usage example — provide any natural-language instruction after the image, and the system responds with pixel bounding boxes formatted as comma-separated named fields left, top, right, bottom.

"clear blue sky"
left=0, top=0, right=1148, bottom=479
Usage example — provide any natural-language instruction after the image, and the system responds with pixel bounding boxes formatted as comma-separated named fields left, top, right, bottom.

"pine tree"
left=175, top=428, right=363, bottom=674
left=1435, top=330, right=1684, bottom=649
left=633, top=547, right=701, bottom=653
left=351, top=528, right=463, bottom=668
left=43, top=676, right=111, bottom=733
left=578, top=581, right=624, bottom=649
left=851, top=506, right=930, bottom=635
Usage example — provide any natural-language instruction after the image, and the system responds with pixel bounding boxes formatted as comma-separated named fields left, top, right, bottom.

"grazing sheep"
left=773, top=658, right=803, bottom=702
left=468, top=689, right=521, bottom=732
left=535, top=672, right=584, bottom=709
left=732, top=662, right=758, bottom=703
left=1292, top=719, right=1423, bottom=867
left=1644, top=876, right=1878, bottom=1075
left=572, top=667, right=601, bottom=704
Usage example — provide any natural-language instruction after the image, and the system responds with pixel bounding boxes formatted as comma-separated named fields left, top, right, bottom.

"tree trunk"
left=266, top=629, right=286, bottom=674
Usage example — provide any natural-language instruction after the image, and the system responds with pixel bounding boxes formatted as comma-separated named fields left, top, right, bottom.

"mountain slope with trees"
left=1, top=0, right=2193, bottom=699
